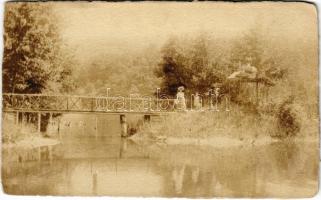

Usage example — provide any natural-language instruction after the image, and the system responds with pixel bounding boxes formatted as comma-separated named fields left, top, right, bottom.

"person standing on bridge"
left=193, top=92, right=202, bottom=110
left=175, top=86, right=186, bottom=111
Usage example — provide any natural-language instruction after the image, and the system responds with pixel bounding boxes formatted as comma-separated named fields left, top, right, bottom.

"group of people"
left=174, top=86, right=221, bottom=111
left=174, top=86, right=200, bottom=110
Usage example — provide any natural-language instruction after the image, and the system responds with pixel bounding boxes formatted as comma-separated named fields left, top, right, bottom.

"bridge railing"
left=2, top=93, right=232, bottom=113
left=2, top=93, right=177, bottom=113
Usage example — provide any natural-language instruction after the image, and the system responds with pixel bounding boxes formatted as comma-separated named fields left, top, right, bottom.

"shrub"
left=276, top=96, right=302, bottom=138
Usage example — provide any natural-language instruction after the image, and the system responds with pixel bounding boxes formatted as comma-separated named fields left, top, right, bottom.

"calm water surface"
left=2, top=115, right=319, bottom=197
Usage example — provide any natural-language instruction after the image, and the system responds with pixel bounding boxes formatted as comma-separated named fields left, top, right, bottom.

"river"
left=1, top=114, right=319, bottom=197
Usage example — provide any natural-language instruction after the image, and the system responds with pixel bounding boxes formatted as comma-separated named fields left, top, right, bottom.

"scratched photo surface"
left=1, top=1, right=319, bottom=197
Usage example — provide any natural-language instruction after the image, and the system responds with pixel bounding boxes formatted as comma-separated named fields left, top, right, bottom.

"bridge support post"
left=48, top=113, right=53, bottom=135
left=26, top=113, right=30, bottom=123
left=21, top=112, right=24, bottom=126
left=15, top=111, right=19, bottom=125
left=144, top=115, right=151, bottom=124
left=49, top=113, right=53, bottom=125
left=120, top=115, right=127, bottom=137
left=38, top=146, right=41, bottom=162
left=48, top=146, right=53, bottom=164
left=57, top=117, right=61, bottom=139
left=256, top=81, right=259, bottom=105
left=143, top=115, right=151, bottom=129
left=95, top=116, right=98, bottom=138
left=37, top=112, right=41, bottom=133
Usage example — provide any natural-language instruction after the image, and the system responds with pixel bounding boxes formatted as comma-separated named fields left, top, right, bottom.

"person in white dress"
left=175, top=86, right=186, bottom=111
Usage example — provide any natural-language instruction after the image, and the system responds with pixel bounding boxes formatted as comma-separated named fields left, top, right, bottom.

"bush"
left=276, top=96, right=302, bottom=138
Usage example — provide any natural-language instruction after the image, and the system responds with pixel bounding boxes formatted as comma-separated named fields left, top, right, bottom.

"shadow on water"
left=2, top=115, right=319, bottom=197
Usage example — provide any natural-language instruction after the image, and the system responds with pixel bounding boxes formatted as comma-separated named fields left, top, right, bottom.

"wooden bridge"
left=2, top=93, right=231, bottom=114
left=2, top=93, right=178, bottom=115
left=2, top=93, right=230, bottom=136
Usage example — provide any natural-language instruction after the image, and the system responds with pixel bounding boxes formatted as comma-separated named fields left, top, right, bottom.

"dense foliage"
left=155, top=35, right=227, bottom=97
left=74, top=46, right=161, bottom=96
left=3, top=3, right=76, bottom=94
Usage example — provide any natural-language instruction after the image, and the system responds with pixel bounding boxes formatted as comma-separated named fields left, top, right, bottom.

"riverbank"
left=130, top=109, right=318, bottom=146
left=130, top=133, right=318, bottom=148
left=2, top=116, right=61, bottom=164
left=2, top=116, right=60, bottom=148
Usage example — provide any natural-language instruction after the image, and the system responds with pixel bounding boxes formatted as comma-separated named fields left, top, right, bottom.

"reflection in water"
left=1, top=116, right=319, bottom=197
left=172, top=164, right=185, bottom=194
left=119, top=138, right=128, bottom=158
left=191, top=166, right=199, bottom=184
left=92, top=170, right=98, bottom=195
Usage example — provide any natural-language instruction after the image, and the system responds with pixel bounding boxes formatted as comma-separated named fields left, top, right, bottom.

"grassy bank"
left=2, top=116, right=60, bottom=162
left=132, top=106, right=318, bottom=145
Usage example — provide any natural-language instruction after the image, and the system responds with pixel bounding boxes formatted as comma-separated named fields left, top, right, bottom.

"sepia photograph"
left=1, top=1, right=319, bottom=198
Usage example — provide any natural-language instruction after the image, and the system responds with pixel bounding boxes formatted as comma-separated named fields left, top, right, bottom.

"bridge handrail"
left=2, top=93, right=176, bottom=101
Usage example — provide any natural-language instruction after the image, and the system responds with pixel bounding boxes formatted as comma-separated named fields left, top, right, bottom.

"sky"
left=52, top=2, right=317, bottom=64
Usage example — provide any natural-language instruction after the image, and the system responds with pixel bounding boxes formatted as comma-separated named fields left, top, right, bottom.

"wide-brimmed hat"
left=178, top=86, right=184, bottom=91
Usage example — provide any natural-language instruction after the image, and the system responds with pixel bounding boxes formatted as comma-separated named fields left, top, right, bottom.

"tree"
left=230, top=28, right=264, bottom=74
left=155, top=37, right=185, bottom=96
left=3, top=2, right=75, bottom=94
left=156, top=35, right=225, bottom=97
